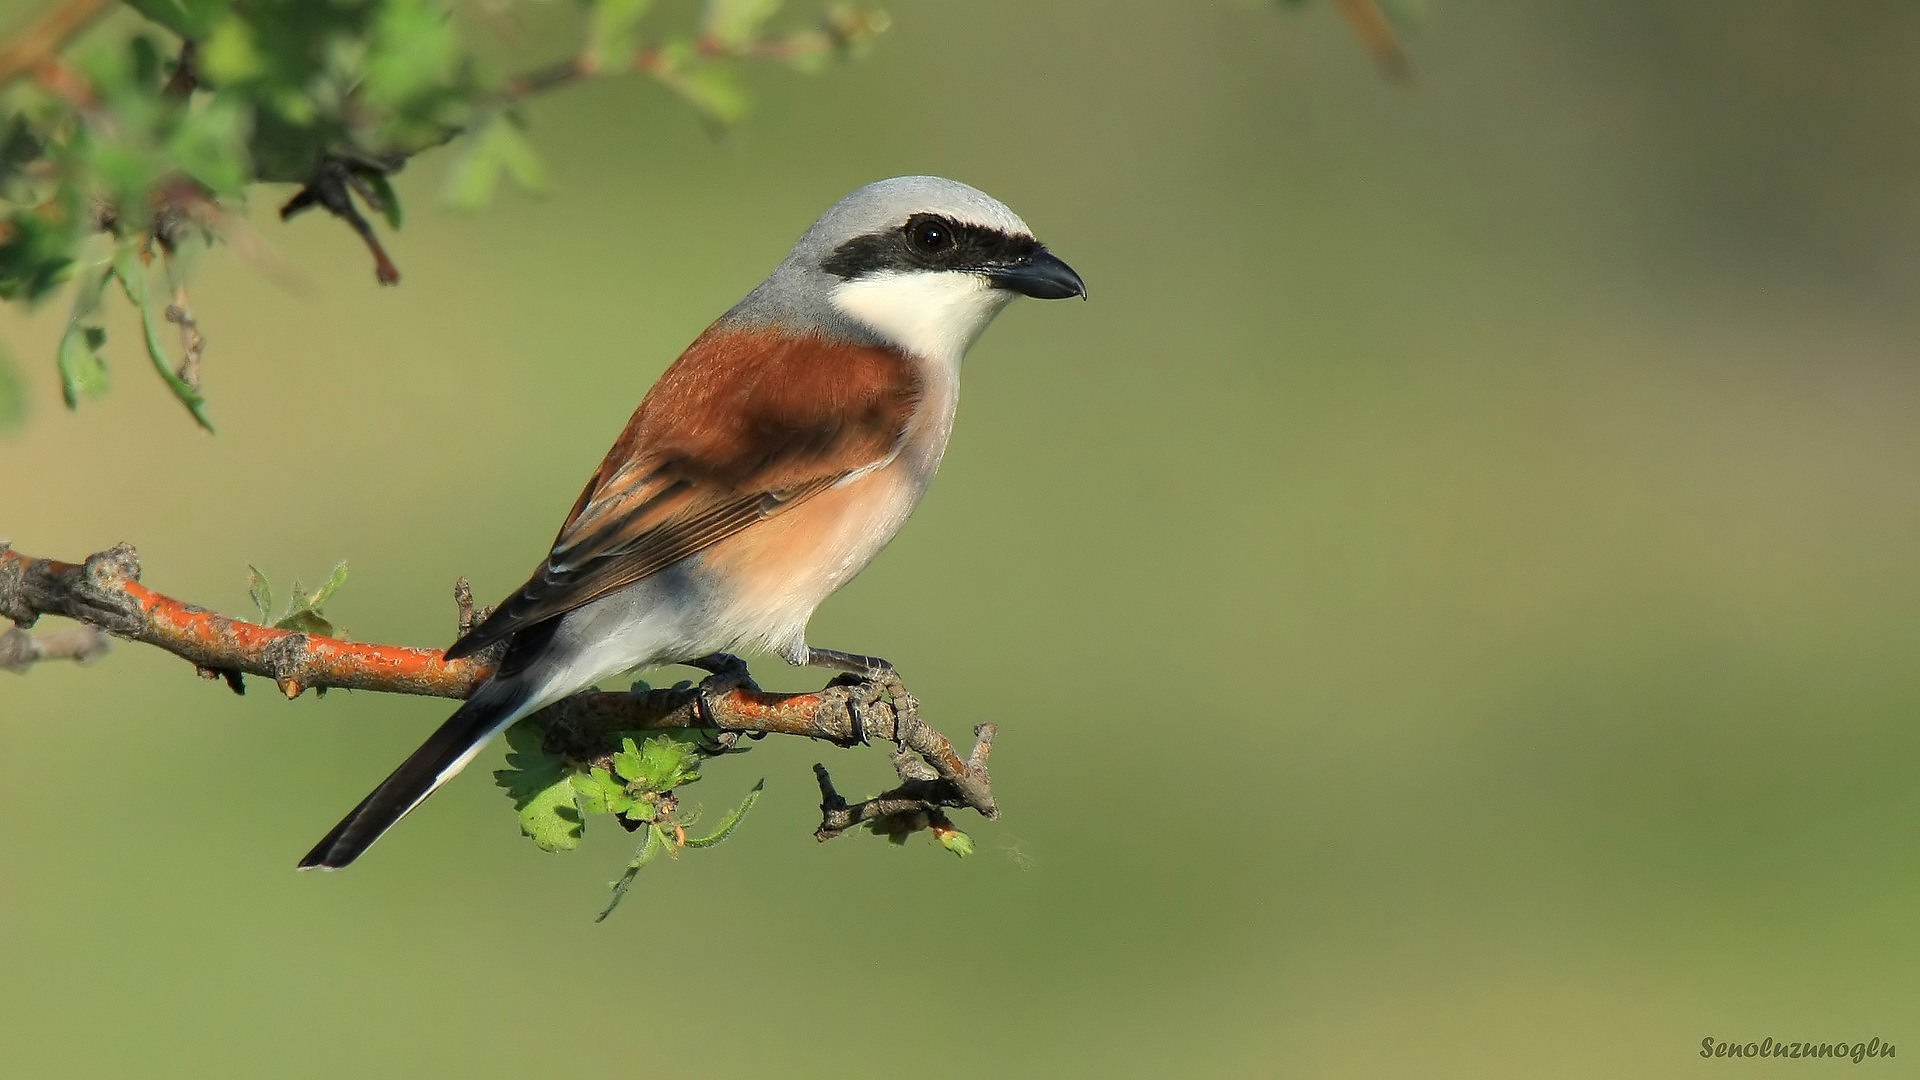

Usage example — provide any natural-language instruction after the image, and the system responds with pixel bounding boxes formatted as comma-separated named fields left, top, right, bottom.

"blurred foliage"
left=491, top=717, right=764, bottom=920
left=0, top=0, right=888, bottom=429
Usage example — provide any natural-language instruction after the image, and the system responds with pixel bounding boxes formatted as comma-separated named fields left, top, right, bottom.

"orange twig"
left=0, top=543, right=488, bottom=697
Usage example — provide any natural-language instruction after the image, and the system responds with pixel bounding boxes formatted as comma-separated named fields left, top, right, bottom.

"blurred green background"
left=6, top=1, right=1920, bottom=1076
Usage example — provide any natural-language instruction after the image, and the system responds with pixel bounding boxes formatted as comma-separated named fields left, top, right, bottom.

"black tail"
left=297, top=682, right=532, bottom=870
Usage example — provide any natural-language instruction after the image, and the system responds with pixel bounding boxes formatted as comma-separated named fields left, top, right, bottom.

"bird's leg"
left=685, top=651, right=749, bottom=678
left=796, top=647, right=904, bottom=747
left=800, top=647, right=893, bottom=678
left=683, top=652, right=751, bottom=733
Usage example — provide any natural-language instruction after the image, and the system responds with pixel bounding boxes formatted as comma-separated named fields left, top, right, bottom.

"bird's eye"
left=905, top=215, right=955, bottom=254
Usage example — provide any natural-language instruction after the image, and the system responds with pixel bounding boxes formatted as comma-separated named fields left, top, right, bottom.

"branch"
left=539, top=655, right=999, bottom=837
left=161, top=245, right=206, bottom=392
left=163, top=292, right=203, bottom=391
left=0, top=621, right=108, bottom=672
left=0, top=542, right=483, bottom=697
left=0, top=542, right=998, bottom=837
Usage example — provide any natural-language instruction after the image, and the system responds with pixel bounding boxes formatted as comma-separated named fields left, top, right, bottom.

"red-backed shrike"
left=300, top=176, right=1084, bottom=869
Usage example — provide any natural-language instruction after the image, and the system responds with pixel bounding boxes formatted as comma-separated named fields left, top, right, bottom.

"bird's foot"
left=684, top=652, right=751, bottom=733
left=802, top=648, right=910, bottom=748
left=685, top=651, right=750, bottom=680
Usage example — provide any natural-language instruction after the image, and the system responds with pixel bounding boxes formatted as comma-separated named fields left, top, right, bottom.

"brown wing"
left=444, top=326, right=921, bottom=661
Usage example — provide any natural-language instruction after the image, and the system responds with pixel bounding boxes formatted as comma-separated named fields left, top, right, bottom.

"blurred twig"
left=0, top=0, right=112, bottom=87
left=163, top=276, right=205, bottom=392
left=0, top=541, right=996, bottom=838
left=0, top=621, right=108, bottom=672
left=499, top=15, right=884, bottom=104
left=1334, top=0, right=1410, bottom=80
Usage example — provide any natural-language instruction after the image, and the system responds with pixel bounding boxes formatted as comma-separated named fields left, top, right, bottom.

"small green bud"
left=932, top=822, right=973, bottom=858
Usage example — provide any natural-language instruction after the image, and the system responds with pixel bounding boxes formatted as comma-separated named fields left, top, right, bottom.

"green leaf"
left=56, top=324, right=107, bottom=408
left=704, top=0, right=783, bottom=49
left=610, top=739, right=645, bottom=783
left=264, top=561, right=346, bottom=635
left=517, top=772, right=584, bottom=852
left=571, top=768, right=636, bottom=816
left=112, top=244, right=214, bottom=432
left=246, top=565, right=273, bottom=622
left=90, top=143, right=166, bottom=230
left=124, top=0, right=231, bottom=38
left=275, top=609, right=335, bottom=637
left=935, top=825, right=975, bottom=858
left=587, top=0, right=652, bottom=73
left=666, top=63, right=750, bottom=128
left=595, top=823, right=666, bottom=922
left=0, top=211, right=76, bottom=303
left=359, top=171, right=404, bottom=230
left=267, top=88, right=316, bottom=125
left=439, top=140, right=497, bottom=211
left=308, top=561, right=349, bottom=609
left=166, top=96, right=252, bottom=196
left=361, top=0, right=459, bottom=110
left=201, top=15, right=264, bottom=83
left=493, top=721, right=583, bottom=852
left=684, top=779, right=764, bottom=848
left=0, top=344, right=27, bottom=430
left=0, top=116, right=44, bottom=193
left=440, top=115, right=546, bottom=211
left=129, top=34, right=165, bottom=89
left=626, top=733, right=703, bottom=791
left=55, top=260, right=110, bottom=408
left=493, top=123, right=546, bottom=192
left=56, top=264, right=111, bottom=403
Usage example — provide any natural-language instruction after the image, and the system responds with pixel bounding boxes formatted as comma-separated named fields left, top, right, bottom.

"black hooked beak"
left=987, top=248, right=1086, bottom=300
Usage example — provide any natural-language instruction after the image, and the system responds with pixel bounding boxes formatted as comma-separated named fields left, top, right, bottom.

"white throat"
left=830, top=270, right=1014, bottom=370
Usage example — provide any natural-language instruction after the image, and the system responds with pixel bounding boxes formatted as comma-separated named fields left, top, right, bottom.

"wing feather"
left=445, top=328, right=919, bottom=661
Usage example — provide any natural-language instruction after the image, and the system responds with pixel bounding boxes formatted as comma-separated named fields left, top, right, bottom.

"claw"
left=842, top=692, right=870, bottom=748
left=803, top=649, right=906, bottom=747
left=686, top=652, right=750, bottom=730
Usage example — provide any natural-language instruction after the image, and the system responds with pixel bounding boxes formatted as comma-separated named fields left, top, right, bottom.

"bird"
left=298, top=176, right=1085, bottom=869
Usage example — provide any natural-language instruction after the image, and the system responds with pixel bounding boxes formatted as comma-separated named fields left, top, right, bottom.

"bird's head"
left=736, top=176, right=1085, bottom=366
